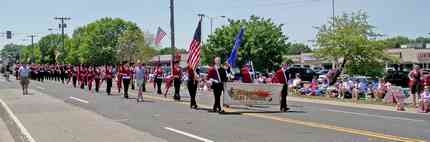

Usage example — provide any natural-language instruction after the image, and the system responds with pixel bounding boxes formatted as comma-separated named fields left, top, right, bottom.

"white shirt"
left=19, top=66, right=30, bottom=78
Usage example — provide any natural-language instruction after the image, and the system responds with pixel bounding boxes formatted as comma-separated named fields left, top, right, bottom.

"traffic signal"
left=6, top=31, right=12, bottom=39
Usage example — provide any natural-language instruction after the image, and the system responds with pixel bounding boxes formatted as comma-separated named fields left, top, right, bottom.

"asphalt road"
left=1, top=78, right=429, bottom=142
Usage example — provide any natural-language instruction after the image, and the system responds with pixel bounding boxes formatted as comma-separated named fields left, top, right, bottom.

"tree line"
left=2, top=12, right=429, bottom=76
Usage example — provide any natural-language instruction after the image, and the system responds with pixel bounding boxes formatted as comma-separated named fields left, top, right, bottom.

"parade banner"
left=223, top=82, right=283, bottom=106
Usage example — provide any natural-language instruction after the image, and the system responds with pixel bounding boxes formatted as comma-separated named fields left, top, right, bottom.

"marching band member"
left=87, top=66, right=95, bottom=92
left=121, top=64, right=132, bottom=99
left=67, top=65, right=73, bottom=85
left=130, top=63, right=135, bottom=90
left=104, top=65, right=114, bottom=95
left=116, top=65, right=123, bottom=94
left=154, top=64, right=164, bottom=95
left=72, top=66, right=78, bottom=88
left=94, top=67, right=102, bottom=93
left=172, top=61, right=182, bottom=101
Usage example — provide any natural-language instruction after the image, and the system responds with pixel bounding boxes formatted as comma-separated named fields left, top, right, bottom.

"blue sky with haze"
left=1, top=0, right=429, bottom=49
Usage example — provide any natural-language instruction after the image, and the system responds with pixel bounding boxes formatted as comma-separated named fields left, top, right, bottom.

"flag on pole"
left=248, top=60, right=256, bottom=81
left=187, top=19, right=202, bottom=70
left=227, top=27, right=245, bottom=67
left=155, top=27, right=167, bottom=46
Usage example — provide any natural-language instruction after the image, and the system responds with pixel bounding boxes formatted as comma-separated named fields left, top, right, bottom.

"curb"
left=288, top=96, right=430, bottom=115
left=0, top=98, right=36, bottom=142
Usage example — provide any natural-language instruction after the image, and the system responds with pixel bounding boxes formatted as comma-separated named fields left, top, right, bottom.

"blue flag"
left=227, top=27, right=245, bottom=67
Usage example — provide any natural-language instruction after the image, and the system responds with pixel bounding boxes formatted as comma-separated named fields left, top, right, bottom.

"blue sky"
left=1, top=0, right=429, bottom=50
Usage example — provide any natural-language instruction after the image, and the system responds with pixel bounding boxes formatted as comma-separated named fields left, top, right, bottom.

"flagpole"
left=169, top=0, right=176, bottom=76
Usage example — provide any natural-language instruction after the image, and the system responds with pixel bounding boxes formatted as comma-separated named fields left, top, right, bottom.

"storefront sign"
left=417, top=52, right=430, bottom=61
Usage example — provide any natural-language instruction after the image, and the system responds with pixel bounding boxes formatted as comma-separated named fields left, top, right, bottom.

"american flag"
left=155, top=27, right=167, bottom=46
left=187, top=19, right=202, bottom=70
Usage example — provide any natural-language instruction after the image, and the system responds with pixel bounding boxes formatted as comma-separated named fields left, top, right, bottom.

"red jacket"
left=241, top=67, right=252, bottom=83
left=273, top=68, right=287, bottom=84
left=172, top=66, right=182, bottom=79
left=208, top=66, right=227, bottom=82
left=105, top=69, right=113, bottom=79
left=121, top=68, right=132, bottom=80
left=155, top=67, right=164, bottom=78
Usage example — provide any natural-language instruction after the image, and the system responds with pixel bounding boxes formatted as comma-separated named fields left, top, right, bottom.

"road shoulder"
left=0, top=88, right=166, bottom=142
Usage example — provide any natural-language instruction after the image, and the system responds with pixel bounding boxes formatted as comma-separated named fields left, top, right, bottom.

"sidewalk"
left=287, top=96, right=428, bottom=115
left=0, top=88, right=166, bottom=142
left=0, top=118, right=14, bottom=142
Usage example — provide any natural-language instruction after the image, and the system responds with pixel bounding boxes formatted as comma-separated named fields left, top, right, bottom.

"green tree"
left=37, top=34, right=67, bottom=64
left=383, top=36, right=410, bottom=48
left=286, top=43, right=311, bottom=55
left=118, top=28, right=146, bottom=63
left=73, top=17, right=141, bottom=65
left=415, top=37, right=430, bottom=44
left=136, top=47, right=158, bottom=64
left=157, top=48, right=187, bottom=55
left=19, top=45, right=41, bottom=64
left=314, top=10, right=392, bottom=77
left=203, top=15, right=289, bottom=72
left=0, top=44, right=25, bottom=63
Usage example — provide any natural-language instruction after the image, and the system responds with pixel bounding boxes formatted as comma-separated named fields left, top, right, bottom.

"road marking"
left=324, top=109, right=425, bottom=122
left=113, top=118, right=129, bottom=122
left=164, top=127, right=214, bottom=142
left=242, top=113, right=426, bottom=142
left=143, top=94, right=426, bottom=142
left=68, top=96, right=89, bottom=104
left=0, top=98, right=37, bottom=142
left=35, top=86, right=45, bottom=90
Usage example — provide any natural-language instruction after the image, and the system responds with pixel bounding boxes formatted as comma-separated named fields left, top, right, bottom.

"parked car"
left=384, top=71, right=409, bottom=88
left=287, top=67, right=317, bottom=81
left=316, top=69, right=329, bottom=76
left=317, top=75, right=327, bottom=83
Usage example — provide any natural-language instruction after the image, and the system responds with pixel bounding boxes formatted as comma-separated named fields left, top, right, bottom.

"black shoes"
left=190, top=105, right=198, bottom=109
left=280, top=107, right=290, bottom=112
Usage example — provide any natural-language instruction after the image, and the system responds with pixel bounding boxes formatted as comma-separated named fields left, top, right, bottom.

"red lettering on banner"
left=417, top=53, right=430, bottom=61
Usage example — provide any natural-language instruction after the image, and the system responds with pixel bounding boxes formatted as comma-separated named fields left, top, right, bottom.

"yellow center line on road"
left=138, top=93, right=426, bottom=142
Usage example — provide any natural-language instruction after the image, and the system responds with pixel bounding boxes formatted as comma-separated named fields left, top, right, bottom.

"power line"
left=54, top=17, right=71, bottom=64
left=228, top=0, right=323, bottom=8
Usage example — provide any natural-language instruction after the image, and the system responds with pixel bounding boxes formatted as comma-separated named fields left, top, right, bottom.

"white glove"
left=210, top=78, right=219, bottom=84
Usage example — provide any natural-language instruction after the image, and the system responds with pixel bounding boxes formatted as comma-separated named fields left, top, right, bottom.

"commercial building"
left=287, top=44, right=430, bottom=70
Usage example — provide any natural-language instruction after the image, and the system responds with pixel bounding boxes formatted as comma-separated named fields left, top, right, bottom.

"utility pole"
left=169, top=0, right=176, bottom=73
left=332, top=0, right=335, bottom=23
left=29, top=34, right=36, bottom=64
left=54, top=17, right=71, bottom=64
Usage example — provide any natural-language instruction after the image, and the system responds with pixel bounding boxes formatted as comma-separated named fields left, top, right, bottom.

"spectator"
left=292, top=74, right=302, bottom=89
left=18, top=64, right=31, bottom=95
left=418, top=86, right=430, bottom=113
left=352, top=81, right=359, bottom=103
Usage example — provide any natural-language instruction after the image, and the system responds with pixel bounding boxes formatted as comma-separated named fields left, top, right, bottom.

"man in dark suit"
left=207, top=57, right=228, bottom=112
left=273, top=64, right=290, bottom=112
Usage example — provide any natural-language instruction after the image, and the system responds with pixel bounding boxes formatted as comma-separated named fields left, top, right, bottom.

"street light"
left=197, top=13, right=228, bottom=33
left=48, top=28, right=58, bottom=34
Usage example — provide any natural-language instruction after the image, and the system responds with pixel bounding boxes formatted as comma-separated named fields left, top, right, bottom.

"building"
left=385, top=48, right=430, bottom=70
left=287, top=53, right=332, bottom=69
left=287, top=46, right=430, bottom=70
left=148, top=54, right=188, bottom=67
left=146, top=53, right=188, bottom=74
